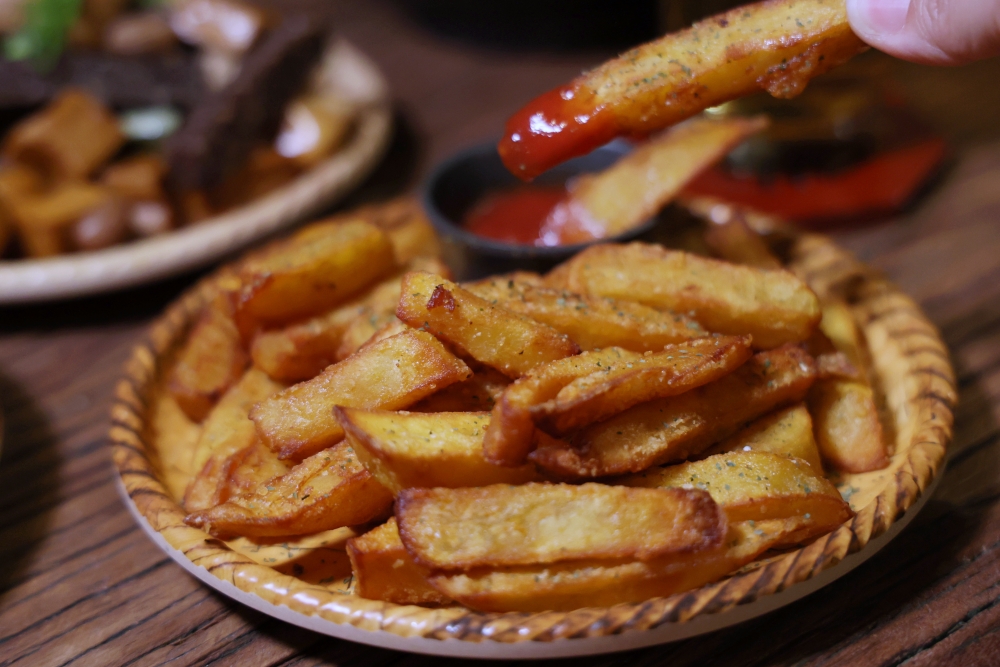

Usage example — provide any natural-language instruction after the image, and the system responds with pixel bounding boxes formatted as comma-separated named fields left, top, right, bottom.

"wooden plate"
left=0, top=41, right=392, bottom=304
left=109, top=232, right=956, bottom=658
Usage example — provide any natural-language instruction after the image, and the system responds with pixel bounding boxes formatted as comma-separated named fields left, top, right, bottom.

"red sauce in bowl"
left=463, top=186, right=570, bottom=246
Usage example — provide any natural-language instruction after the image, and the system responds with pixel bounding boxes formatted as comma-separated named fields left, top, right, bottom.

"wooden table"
left=3, top=3, right=1000, bottom=665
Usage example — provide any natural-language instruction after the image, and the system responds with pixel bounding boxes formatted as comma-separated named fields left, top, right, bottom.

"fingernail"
left=857, top=0, right=911, bottom=33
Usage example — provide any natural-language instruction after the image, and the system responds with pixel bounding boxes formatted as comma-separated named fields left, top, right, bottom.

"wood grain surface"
left=2, top=2, right=1000, bottom=665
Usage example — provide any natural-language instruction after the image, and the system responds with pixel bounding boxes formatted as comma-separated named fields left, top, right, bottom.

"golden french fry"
left=411, top=367, right=511, bottom=412
left=335, top=311, right=401, bottom=361
left=563, top=243, right=820, bottom=349
left=169, top=294, right=250, bottom=422
left=233, top=219, right=397, bottom=333
left=551, top=116, right=768, bottom=243
left=498, top=0, right=865, bottom=178
left=396, top=272, right=580, bottom=377
left=483, top=347, right=644, bottom=467
left=618, top=451, right=851, bottom=531
left=703, top=404, right=824, bottom=473
left=535, top=335, right=753, bottom=434
left=531, top=345, right=817, bottom=477
left=818, top=299, right=869, bottom=373
left=465, top=277, right=704, bottom=352
left=101, top=154, right=168, bottom=201
left=688, top=197, right=783, bottom=270
left=251, top=329, right=472, bottom=461
left=185, top=441, right=394, bottom=539
left=809, top=379, right=888, bottom=473
left=275, top=94, right=354, bottom=168
left=182, top=368, right=286, bottom=512
left=6, top=181, right=111, bottom=231
left=347, top=518, right=451, bottom=605
left=396, top=483, right=725, bottom=570
left=337, top=408, right=542, bottom=494
left=3, top=89, right=125, bottom=179
left=429, top=516, right=808, bottom=612
left=349, top=197, right=443, bottom=264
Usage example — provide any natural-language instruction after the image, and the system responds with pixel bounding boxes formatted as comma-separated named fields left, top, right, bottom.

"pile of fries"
left=166, top=195, right=889, bottom=613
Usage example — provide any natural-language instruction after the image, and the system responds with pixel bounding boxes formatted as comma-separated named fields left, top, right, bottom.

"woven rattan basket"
left=110, top=231, right=955, bottom=658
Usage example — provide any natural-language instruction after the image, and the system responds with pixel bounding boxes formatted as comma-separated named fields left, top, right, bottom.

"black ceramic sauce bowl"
left=421, top=139, right=658, bottom=280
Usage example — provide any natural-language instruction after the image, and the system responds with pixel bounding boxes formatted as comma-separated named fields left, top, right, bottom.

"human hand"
left=846, top=0, right=1000, bottom=65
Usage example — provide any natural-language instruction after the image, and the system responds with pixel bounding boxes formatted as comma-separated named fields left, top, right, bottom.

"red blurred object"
left=682, top=138, right=947, bottom=226
left=463, top=185, right=569, bottom=245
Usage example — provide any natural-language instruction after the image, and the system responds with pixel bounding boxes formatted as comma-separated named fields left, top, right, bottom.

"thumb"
left=847, top=0, right=1000, bottom=65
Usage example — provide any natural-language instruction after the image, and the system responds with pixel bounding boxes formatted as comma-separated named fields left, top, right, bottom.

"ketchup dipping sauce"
left=462, top=185, right=599, bottom=247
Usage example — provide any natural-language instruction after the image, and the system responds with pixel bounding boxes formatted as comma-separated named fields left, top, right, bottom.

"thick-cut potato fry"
left=101, top=154, right=168, bottom=201
left=498, top=0, right=865, bottom=178
left=250, top=257, right=448, bottom=382
left=619, top=451, right=851, bottom=530
left=396, top=483, right=724, bottom=570
left=703, top=404, right=824, bottom=472
left=484, top=347, right=644, bottom=466
left=531, top=345, right=817, bottom=477
left=6, top=181, right=111, bottom=231
left=169, top=294, right=250, bottom=422
left=411, top=367, right=511, bottom=412
left=182, top=368, right=286, bottom=511
left=818, top=299, right=868, bottom=372
left=689, top=198, right=783, bottom=270
left=362, top=197, right=442, bottom=264
left=563, top=243, right=820, bottom=349
left=251, top=330, right=472, bottom=460
left=348, top=518, right=451, bottom=605
left=396, top=272, right=579, bottom=377
left=809, top=379, right=888, bottom=472
left=233, top=219, right=397, bottom=333
left=536, top=335, right=753, bottom=434
left=335, top=312, right=401, bottom=361
left=217, top=439, right=290, bottom=502
left=3, top=89, right=126, bottom=179
left=549, top=116, right=767, bottom=243
left=465, top=277, right=704, bottom=352
left=337, top=408, right=543, bottom=494
left=185, top=441, right=394, bottom=539
left=429, top=517, right=804, bottom=612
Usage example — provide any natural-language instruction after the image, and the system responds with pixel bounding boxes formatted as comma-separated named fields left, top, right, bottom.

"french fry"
left=183, top=368, right=286, bottom=512
left=6, top=181, right=111, bottom=231
left=465, top=277, right=704, bottom=352
left=688, top=197, right=783, bottom=270
left=549, top=116, right=768, bottom=243
left=702, top=404, right=824, bottom=472
left=483, top=347, right=645, bottom=467
left=498, top=0, right=866, bottom=178
left=185, top=441, right=394, bottom=539
left=337, top=408, right=543, bottom=494
left=817, top=299, right=869, bottom=372
left=232, top=219, right=397, bottom=333
left=347, top=518, right=451, bottom=605
left=618, top=451, right=851, bottom=531
left=809, top=379, right=888, bottom=472
left=250, top=330, right=472, bottom=461
left=411, top=367, right=511, bottom=412
left=396, top=483, right=725, bottom=570
left=530, top=345, right=817, bottom=477
left=335, top=311, right=401, bottom=361
left=169, top=294, right=250, bottom=422
left=276, top=94, right=354, bottom=168
left=535, top=335, right=753, bottom=434
left=429, top=516, right=808, bottom=612
left=396, top=272, right=579, bottom=377
left=563, top=243, right=820, bottom=349
left=3, top=89, right=126, bottom=179
left=250, top=258, right=448, bottom=382
left=354, top=197, right=443, bottom=264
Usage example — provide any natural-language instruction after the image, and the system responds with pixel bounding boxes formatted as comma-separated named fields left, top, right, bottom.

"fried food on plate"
left=499, top=0, right=866, bottom=178
left=337, top=408, right=542, bottom=494
left=562, top=243, right=820, bottom=349
left=547, top=116, right=767, bottom=243
left=531, top=345, right=817, bottom=477
left=809, top=379, right=888, bottom=472
left=169, top=293, right=250, bottom=422
left=396, top=483, right=725, bottom=570
left=686, top=197, right=784, bottom=270
left=251, top=329, right=471, bottom=461
left=466, top=276, right=704, bottom=352
left=347, top=517, right=451, bottom=606
left=702, top=403, right=824, bottom=472
left=396, top=272, right=580, bottom=378
left=411, top=366, right=511, bottom=412
left=185, top=441, right=393, bottom=539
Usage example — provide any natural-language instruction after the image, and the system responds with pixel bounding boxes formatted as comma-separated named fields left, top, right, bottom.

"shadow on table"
left=0, top=369, right=60, bottom=597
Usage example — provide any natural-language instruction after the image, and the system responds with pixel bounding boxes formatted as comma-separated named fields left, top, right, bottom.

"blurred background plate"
left=0, top=40, right=392, bottom=305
